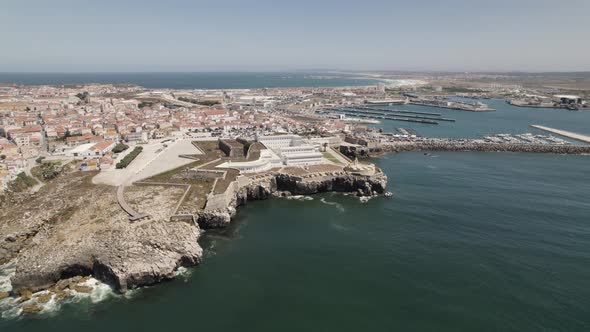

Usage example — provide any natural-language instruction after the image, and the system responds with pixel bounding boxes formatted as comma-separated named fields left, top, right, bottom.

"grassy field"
left=8, top=172, right=39, bottom=192
left=178, top=179, right=215, bottom=211
left=322, top=151, right=343, bottom=165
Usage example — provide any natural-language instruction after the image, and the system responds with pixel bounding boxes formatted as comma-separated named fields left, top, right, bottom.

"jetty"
left=356, top=106, right=441, bottom=116
left=324, top=108, right=455, bottom=125
left=341, top=108, right=455, bottom=122
left=339, top=139, right=590, bottom=158
left=530, top=125, right=590, bottom=144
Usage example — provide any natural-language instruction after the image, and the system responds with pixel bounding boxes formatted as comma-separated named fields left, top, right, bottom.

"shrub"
left=116, top=146, right=143, bottom=169
left=112, top=143, right=129, bottom=153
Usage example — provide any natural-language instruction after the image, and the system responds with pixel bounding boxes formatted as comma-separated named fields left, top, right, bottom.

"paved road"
left=93, top=139, right=202, bottom=186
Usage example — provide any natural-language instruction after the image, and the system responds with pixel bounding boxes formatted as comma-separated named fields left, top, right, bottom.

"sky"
left=1, top=0, right=589, bottom=72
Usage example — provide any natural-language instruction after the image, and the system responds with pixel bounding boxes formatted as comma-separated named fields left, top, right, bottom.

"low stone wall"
left=184, top=168, right=226, bottom=179
left=169, top=214, right=196, bottom=224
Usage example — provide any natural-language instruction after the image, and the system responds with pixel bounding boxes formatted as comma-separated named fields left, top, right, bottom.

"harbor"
left=322, top=107, right=456, bottom=125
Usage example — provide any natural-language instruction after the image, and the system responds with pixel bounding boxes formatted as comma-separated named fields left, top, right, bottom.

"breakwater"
left=340, top=140, right=590, bottom=158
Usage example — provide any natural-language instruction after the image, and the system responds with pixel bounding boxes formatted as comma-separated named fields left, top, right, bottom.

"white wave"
left=359, top=196, right=372, bottom=204
left=0, top=277, right=116, bottom=319
left=0, top=261, right=16, bottom=293
left=320, top=198, right=345, bottom=212
left=379, top=78, right=427, bottom=87
left=286, top=195, right=314, bottom=201
left=330, top=223, right=351, bottom=232
left=79, top=278, right=116, bottom=303
left=174, top=266, right=193, bottom=282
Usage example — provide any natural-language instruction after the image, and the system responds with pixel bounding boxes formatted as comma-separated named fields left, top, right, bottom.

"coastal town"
left=1, top=75, right=590, bottom=315
left=1, top=75, right=589, bottom=191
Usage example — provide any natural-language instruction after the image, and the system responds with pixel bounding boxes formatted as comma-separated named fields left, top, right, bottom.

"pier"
left=408, top=101, right=495, bottom=112
left=356, top=106, right=442, bottom=116
left=530, top=125, right=590, bottom=144
left=324, top=108, right=458, bottom=125
left=325, top=110, right=438, bottom=124
left=341, top=108, right=455, bottom=122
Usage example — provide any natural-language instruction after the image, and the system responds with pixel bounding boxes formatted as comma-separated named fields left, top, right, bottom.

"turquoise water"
left=0, top=72, right=379, bottom=89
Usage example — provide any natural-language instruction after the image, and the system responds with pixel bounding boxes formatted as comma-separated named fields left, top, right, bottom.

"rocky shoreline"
left=0, top=168, right=387, bottom=311
left=0, top=172, right=204, bottom=308
left=196, top=172, right=388, bottom=229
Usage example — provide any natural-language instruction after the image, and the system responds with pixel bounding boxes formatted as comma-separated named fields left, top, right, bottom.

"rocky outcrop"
left=10, top=221, right=202, bottom=293
left=196, top=209, right=234, bottom=229
left=196, top=172, right=387, bottom=229
left=274, top=173, right=387, bottom=196
left=2, top=172, right=204, bottom=294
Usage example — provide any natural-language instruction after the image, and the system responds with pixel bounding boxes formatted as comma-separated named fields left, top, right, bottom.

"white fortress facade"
left=217, top=134, right=325, bottom=174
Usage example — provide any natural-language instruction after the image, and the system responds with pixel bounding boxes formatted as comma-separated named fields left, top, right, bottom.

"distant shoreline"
left=0, top=72, right=390, bottom=90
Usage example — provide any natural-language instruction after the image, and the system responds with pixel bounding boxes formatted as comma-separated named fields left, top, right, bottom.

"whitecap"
left=1, top=277, right=116, bottom=319
left=359, top=196, right=372, bottom=203
left=320, top=198, right=345, bottom=212
left=286, top=195, right=314, bottom=201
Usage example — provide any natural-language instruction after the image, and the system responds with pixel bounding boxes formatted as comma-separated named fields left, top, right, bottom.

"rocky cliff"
left=196, top=172, right=387, bottom=229
left=2, top=173, right=204, bottom=295
left=10, top=221, right=202, bottom=293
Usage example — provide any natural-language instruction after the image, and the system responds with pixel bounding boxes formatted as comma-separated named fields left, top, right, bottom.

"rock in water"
left=34, top=293, right=52, bottom=303
left=22, top=304, right=43, bottom=314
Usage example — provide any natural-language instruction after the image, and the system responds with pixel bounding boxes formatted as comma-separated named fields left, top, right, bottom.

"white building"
left=217, top=149, right=282, bottom=173
left=66, top=141, right=115, bottom=157
left=257, top=134, right=323, bottom=166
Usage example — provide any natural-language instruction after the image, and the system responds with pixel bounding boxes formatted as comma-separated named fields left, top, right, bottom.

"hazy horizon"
left=2, top=0, right=590, bottom=72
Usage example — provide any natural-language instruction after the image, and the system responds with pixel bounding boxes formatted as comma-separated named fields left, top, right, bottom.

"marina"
left=323, top=109, right=439, bottom=125
left=357, top=106, right=442, bottom=116
left=483, top=133, right=569, bottom=145
left=337, top=109, right=455, bottom=122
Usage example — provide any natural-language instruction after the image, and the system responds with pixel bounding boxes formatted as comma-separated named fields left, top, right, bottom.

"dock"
left=323, top=109, right=439, bottom=124
left=341, top=108, right=455, bottom=122
left=530, top=125, right=590, bottom=144
left=356, top=106, right=441, bottom=116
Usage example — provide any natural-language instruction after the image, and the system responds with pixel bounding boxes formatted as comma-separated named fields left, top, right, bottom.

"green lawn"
left=322, top=151, right=343, bottom=165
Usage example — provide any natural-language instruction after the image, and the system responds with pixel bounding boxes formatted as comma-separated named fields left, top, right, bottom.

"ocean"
left=1, top=74, right=590, bottom=331
left=0, top=72, right=380, bottom=89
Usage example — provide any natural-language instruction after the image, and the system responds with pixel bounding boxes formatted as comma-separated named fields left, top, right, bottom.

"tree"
left=0, top=155, right=6, bottom=160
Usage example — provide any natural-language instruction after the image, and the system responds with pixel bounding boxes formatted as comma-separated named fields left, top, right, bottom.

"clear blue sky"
left=1, top=0, right=589, bottom=72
